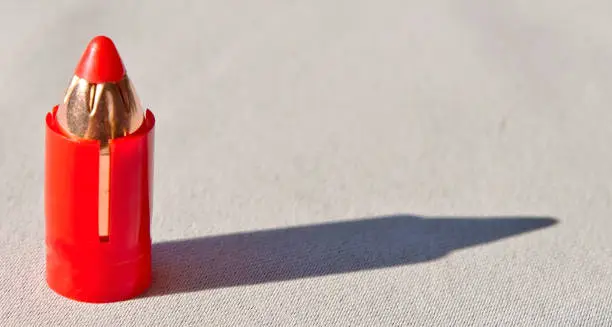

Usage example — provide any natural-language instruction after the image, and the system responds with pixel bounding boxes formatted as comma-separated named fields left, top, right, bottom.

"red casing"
left=45, top=106, right=155, bottom=303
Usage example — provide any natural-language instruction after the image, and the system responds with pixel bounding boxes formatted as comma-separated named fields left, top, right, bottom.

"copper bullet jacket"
left=56, top=75, right=145, bottom=151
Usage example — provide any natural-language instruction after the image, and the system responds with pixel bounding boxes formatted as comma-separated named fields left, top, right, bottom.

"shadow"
left=146, top=214, right=557, bottom=296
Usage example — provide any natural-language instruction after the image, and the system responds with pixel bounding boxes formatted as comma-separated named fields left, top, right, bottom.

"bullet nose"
left=57, top=35, right=144, bottom=144
left=74, top=35, right=125, bottom=83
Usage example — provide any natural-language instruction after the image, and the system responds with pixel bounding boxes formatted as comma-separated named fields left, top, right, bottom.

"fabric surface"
left=1, top=1, right=611, bottom=326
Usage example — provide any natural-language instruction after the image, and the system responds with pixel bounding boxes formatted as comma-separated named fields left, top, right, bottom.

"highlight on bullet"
left=45, top=35, right=155, bottom=303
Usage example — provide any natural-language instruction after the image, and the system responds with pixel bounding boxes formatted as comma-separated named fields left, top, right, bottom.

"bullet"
left=45, top=36, right=155, bottom=303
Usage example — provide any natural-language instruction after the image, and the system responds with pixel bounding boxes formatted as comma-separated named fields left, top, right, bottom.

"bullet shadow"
left=145, top=214, right=557, bottom=296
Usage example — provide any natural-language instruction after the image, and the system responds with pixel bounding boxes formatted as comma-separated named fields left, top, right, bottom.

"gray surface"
left=1, top=1, right=611, bottom=326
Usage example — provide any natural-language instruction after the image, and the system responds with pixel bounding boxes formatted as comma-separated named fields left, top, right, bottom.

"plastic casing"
left=45, top=106, right=155, bottom=303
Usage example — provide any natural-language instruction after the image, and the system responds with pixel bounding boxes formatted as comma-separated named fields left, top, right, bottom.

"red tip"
left=74, top=36, right=125, bottom=83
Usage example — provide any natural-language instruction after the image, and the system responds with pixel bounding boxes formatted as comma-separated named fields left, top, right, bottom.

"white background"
left=1, top=1, right=611, bottom=326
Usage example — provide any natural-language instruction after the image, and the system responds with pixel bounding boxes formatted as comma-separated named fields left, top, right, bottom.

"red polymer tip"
left=74, top=35, right=125, bottom=83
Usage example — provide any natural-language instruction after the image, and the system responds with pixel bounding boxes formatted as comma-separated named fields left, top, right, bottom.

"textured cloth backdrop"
left=1, top=1, right=611, bottom=326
